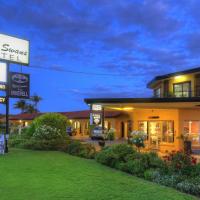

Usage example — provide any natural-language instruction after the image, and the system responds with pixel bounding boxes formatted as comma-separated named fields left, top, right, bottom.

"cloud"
left=116, top=0, right=180, bottom=36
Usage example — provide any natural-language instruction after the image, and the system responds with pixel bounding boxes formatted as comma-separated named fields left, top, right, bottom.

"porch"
left=85, top=97, right=200, bottom=153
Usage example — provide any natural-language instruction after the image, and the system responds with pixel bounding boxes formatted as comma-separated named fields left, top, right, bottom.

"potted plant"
left=129, top=130, right=146, bottom=152
left=178, top=133, right=192, bottom=155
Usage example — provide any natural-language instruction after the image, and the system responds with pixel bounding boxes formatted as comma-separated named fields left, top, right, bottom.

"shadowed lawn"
left=0, top=149, right=197, bottom=200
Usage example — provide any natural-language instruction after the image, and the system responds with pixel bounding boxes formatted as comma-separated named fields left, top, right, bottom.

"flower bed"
left=96, top=144, right=200, bottom=197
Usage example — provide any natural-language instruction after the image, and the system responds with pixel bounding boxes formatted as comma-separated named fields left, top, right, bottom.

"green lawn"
left=0, top=149, right=197, bottom=200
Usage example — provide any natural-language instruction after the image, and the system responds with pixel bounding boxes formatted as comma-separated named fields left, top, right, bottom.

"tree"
left=14, top=100, right=27, bottom=113
left=31, top=94, right=42, bottom=111
left=24, top=104, right=37, bottom=113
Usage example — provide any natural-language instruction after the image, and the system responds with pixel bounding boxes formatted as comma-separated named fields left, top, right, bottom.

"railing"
left=153, top=90, right=200, bottom=98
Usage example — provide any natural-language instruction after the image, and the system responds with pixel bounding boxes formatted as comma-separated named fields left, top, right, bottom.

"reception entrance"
left=139, top=120, right=174, bottom=150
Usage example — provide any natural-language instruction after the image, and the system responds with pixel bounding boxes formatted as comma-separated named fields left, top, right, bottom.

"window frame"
left=173, top=81, right=191, bottom=97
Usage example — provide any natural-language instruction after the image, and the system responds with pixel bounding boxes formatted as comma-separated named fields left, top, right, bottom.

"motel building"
left=85, top=67, right=200, bottom=153
left=5, top=110, right=127, bottom=138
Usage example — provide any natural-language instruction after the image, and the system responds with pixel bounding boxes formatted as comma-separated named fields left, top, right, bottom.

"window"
left=138, top=121, right=148, bottom=140
left=138, top=121, right=174, bottom=143
left=173, top=82, right=191, bottom=97
left=184, top=121, right=200, bottom=147
left=154, top=88, right=161, bottom=98
left=162, top=121, right=174, bottom=143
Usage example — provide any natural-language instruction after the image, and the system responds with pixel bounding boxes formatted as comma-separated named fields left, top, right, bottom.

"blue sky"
left=1, top=0, right=200, bottom=114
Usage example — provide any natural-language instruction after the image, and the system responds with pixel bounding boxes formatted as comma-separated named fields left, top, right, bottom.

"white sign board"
left=0, top=134, right=5, bottom=155
left=0, top=34, right=29, bottom=65
left=92, top=104, right=102, bottom=111
left=0, top=62, right=6, bottom=83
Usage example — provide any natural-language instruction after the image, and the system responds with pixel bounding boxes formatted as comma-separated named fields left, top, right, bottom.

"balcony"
left=154, top=90, right=200, bottom=98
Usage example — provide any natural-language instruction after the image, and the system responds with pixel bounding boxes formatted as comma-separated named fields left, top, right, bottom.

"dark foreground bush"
left=95, top=144, right=136, bottom=168
left=9, top=134, right=96, bottom=159
left=65, top=140, right=96, bottom=159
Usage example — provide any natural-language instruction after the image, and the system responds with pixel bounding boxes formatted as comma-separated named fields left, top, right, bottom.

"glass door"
left=184, top=121, right=200, bottom=149
left=148, top=121, right=162, bottom=149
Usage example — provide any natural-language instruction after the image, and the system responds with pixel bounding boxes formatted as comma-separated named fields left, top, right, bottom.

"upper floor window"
left=173, top=82, right=191, bottom=97
left=154, top=88, right=161, bottom=98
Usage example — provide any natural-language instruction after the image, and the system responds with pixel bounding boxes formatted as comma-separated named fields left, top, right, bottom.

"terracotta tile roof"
left=61, top=110, right=123, bottom=119
left=8, top=110, right=123, bottom=121
left=9, top=113, right=43, bottom=120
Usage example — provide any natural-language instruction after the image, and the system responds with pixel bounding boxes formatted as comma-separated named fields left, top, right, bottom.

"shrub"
left=154, top=174, right=184, bottom=188
left=32, top=113, right=70, bottom=138
left=129, top=130, right=146, bottom=151
left=95, top=147, right=118, bottom=167
left=144, top=169, right=161, bottom=181
left=176, top=179, right=200, bottom=196
left=96, top=144, right=136, bottom=168
left=106, top=128, right=115, bottom=141
left=146, top=152, right=167, bottom=171
left=192, top=163, right=200, bottom=176
left=21, top=138, right=69, bottom=151
left=65, top=140, right=96, bottom=159
left=32, top=125, right=63, bottom=140
left=166, top=152, right=194, bottom=175
left=125, top=158, right=148, bottom=176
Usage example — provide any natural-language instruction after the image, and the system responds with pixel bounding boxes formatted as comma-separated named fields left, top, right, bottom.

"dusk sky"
left=1, top=0, right=200, bottom=114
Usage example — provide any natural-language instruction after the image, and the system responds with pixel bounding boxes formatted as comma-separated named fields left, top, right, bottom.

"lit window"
left=173, top=82, right=191, bottom=97
left=184, top=121, right=200, bottom=147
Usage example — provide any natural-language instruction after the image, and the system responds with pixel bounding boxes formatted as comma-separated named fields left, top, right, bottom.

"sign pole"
left=102, top=107, right=105, bottom=136
left=5, top=63, right=9, bottom=153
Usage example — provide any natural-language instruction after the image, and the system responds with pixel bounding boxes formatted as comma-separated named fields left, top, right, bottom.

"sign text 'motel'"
left=9, top=72, right=30, bottom=99
left=0, top=34, right=29, bottom=65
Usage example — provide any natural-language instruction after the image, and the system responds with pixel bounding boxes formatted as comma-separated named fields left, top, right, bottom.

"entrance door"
left=184, top=121, right=200, bottom=151
left=121, top=122, right=125, bottom=138
left=148, top=121, right=162, bottom=149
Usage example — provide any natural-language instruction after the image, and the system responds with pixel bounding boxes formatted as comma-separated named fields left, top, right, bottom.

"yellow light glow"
left=123, top=107, right=134, bottom=111
left=174, top=75, right=184, bottom=80
left=19, top=120, right=22, bottom=123
left=106, top=106, right=134, bottom=111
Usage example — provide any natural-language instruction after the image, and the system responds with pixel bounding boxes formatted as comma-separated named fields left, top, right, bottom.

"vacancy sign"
left=0, top=34, right=29, bottom=65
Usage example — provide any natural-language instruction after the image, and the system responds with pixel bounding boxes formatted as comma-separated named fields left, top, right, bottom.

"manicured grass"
left=0, top=149, right=197, bottom=200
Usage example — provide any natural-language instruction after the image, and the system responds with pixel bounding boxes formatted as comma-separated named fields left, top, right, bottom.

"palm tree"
left=14, top=100, right=27, bottom=113
left=24, top=104, right=37, bottom=113
left=31, top=94, right=42, bottom=112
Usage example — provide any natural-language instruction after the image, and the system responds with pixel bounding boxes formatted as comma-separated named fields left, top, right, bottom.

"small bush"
left=106, top=128, right=115, bottom=141
left=147, top=152, right=166, bottom=169
left=144, top=169, right=161, bottom=181
left=65, top=140, right=96, bottom=159
left=95, top=144, right=136, bottom=168
left=167, top=152, right=194, bottom=175
left=176, top=180, right=200, bottom=196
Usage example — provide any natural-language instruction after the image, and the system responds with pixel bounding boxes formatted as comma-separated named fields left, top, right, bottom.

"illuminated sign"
left=0, top=62, right=7, bottom=83
left=91, top=113, right=102, bottom=125
left=0, top=84, right=6, bottom=91
left=0, top=97, right=6, bottom=104
left=0, top=34, right=29, bottom=65
left=9, top=72, right=30, bottom=99
left=92, top=104, right=102, bottom=111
